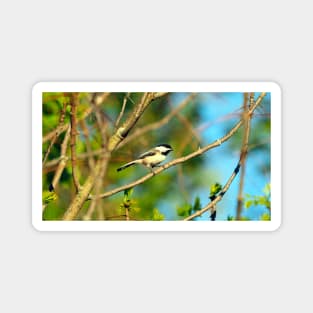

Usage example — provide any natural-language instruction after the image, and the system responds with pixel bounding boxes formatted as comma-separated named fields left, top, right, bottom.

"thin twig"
left=184, top=160, right=241, bottom=221
left=83, top=157, right=107, bottom=220
left=43, top=148, right=106, bottom=169
left=43, top=126, right=71, bottom=213
left=70, top=93, right=80, bottom=192
left=117, top=93, right=196, bottom=149
left=79, top=119, right=96, bottom=171
left=236, top=93, right=253, bottom=219
left=176, top=111, right=201, bottom=143
left=108, top=92, right=166, bottom=151
left=43, top=93, right=110, bottom=144
left=51, top=126, right=71, bottom=190
left=115, top=92, right=129, bottom=129
left=42, top=102, right=67, bottom=166
left=125, top=205, right=130, bottom=221
left=83, top=95, right=109, bottom=220
left=153, top=92, right=169, bottom=99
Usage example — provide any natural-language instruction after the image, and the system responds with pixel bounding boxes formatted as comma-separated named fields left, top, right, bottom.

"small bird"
left=117, top=144, right=173, bottom=172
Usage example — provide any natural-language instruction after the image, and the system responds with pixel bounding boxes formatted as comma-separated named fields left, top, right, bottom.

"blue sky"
left=170, top=92, right=271, bottom=220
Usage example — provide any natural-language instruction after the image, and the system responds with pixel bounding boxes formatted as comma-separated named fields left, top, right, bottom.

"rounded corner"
left=268, top=81, right=282, bottom=95
left=31, top=219, right=44, bottom=232
left=269, top=218, right=282, bottom=232
left=32, top=81, right=45, bottom=95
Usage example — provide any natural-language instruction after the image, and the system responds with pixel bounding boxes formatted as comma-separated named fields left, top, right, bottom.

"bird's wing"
left=138, top=149, right=157, bottom=159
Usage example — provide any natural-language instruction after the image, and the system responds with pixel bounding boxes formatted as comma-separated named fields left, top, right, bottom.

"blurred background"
left=42, top=92, right=270, bottom=221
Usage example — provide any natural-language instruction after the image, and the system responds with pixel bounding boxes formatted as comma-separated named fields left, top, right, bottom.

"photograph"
left=33, top=82, right=281, bottom=231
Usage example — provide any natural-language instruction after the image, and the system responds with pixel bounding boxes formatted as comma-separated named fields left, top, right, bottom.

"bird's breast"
left=143, top=154, right=166, bottom=166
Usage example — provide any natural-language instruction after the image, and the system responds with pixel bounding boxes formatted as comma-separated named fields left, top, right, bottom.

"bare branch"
left=70, top=93, right=81, bottom=192
left=51, top=126, right=71, bottom=190
left=153, top=92, right=169, bottom=99
left=184, top=160, right=241, bottom=221
left=43, top=148, right=106, bottom=170
left=117, top=93, right=196, bottom=149
left=63, top=153, right=110, bottom=221
left=82, top=157, right=108, bottom=220
left=115, top=92, right=129, bottom=129
left=79, top=119, right=96, bottom=170
left=43, top=93, right=110, bottom=143
left=82, top=95, right=110, bottom=220
left=236, top=93, right=253, bottom=219
left=175, top=111, right=201, bottom=143
left=108, top=92, right=168, bottom=152
left=42, top=102, right=67, bottom=166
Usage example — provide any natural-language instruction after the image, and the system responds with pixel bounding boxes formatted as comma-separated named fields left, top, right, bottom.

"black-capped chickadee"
left=117, top=144, right=173, bottom=172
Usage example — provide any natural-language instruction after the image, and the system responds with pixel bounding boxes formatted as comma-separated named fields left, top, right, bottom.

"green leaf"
left=152, top=208, right=164, bottom=221
left=193, top=196, right=202, bottom=211
left=177, top=204, right=192, bottom=217
left=260, top=213, right=271, bottom=221
left=43, top=190, right=57, bottom=205
left=245, top=200, right=253, bottom=208
left=124, top=188, right=133, bottom=201
left=210, top=182, right=222, bottom=198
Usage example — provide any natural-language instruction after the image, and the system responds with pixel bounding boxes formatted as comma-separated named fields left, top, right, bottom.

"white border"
left=32, top=82, right=281, bottom=231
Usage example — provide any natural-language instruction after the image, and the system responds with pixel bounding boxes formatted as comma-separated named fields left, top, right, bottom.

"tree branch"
left=184, top=160, right=241, bottom=221
left=51, top=126, right=71, bottom=191
left=82, top=94, right=110, bottom=220
left=115, top=92, right=129, bottom=129
left=63, top=92, right=167, bottom=220
left=236, top=93, right=253, bottom=219
left=42, top=102, right=67, bottom=166
left=90, top=125, right=236, bottom=200
left=116, top=93, right=195, bottom=149
left=91, top=92, right=266, bottom=201
left=44, top=93, right=191, bottom=169
left=184, top=92, right=265, bottom=221
left=108, top=92, right=168, bottom=152
left=79, top=119, right=96, bottom=171
left=43, top=93, right=110, bottom=143
left=70, top=93, right=81, bottom=192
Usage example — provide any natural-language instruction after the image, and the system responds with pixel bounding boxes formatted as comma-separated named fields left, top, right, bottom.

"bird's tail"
left=117, top=160, right=141, bottom=172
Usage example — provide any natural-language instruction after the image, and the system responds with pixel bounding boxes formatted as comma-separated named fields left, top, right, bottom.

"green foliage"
left=177, top=203, right=192, bottom=218
left=260, top=213, right=271, bottom=221
left=209, top=182, right=222, bottom=199
left=177, top=196, right=202, bottom=218
left=245, top=183, right=271, bottom=210
left=243, top=183, right=271, bottom=221
left=151, top=208, right=165, bottom=221
left=42, top=190, right=57, bottom=205
left=119, top=188, right=135, bottom=212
